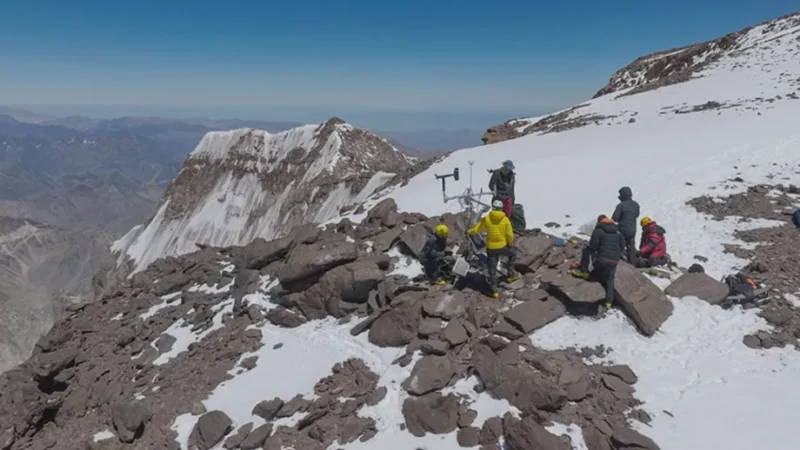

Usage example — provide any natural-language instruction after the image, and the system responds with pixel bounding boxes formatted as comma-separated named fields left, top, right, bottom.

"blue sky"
left=1, top=0, right=797, bottom=122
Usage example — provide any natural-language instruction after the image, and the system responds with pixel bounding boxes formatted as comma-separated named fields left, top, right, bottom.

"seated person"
left=793, top=208, right=800, bottom=228
left=636, top=217, right=668, bottom=267
left=421, top=224, right=455, bottom=285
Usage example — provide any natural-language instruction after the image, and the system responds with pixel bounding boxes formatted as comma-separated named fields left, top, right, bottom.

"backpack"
left=511, top=203, right=526, bottom=232
left=722, top=274, right=759, bottom=299
left=793, top=208, right=800, bottom=228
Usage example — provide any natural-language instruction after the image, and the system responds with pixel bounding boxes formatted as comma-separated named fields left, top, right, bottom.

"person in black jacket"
left=571, top=215, right=626, bottom=308
left=611, top=186, right=640, bottom=263
left=421, top=224, right=455, bottom=285
left=488, top=160, right=516, bottom=218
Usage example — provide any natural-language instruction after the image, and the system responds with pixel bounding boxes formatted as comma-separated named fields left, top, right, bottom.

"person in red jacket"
left=636, top=217, right=668, bottom=268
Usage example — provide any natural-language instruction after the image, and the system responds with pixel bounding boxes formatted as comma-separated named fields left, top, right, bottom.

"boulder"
left=514, top=233, right=554, bottom=271
left=502, top=414, right=568, bottom=450
left=614, top=262, right=674, bottom=336
left=422, top=291, right=466, bottom=320
left=402, top=355, right=457, bottom=395
left=665, top=272, right=730, bottom=305
left=111, top=403, right=152, bottom=443
left=368, top=290, right=426, bottom=347
left=397, top=224, right=431, bottom=258
left=610, top=427, right=661, bottom=450
left=277, top=241, right=358, bottom=286
left=546, top=275, right=606, bottom=305
left=365, top=198, right=399, bottom=228
left=402, top=393, right=460, bottom=437
left=471, top=344, right=567, bottom=414
left=252, top=398, right=283, bottom=421
left=302, top=260, right=384, bottom=317
left=503, top=294, right=566, bottom=334
left=190, top=410, right=233, bottom=450
left=240, top=423, right=273, bottom=449
left=265, top=307, right=308, bottom=328
left=242, top=236, right=294, bottom=270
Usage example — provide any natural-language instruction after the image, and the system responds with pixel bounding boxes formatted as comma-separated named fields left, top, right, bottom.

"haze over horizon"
left=3, top=0, right=798, bottom=131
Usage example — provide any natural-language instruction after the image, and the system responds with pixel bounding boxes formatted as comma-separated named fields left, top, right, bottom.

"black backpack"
left=722, top=274, right=758, bottom=299
left=511, top=203, right=526, bottom=232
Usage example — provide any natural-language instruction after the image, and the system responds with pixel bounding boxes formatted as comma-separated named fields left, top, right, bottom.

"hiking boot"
left=430, top=278, right=446, bottom=286
left=506, top=271, right=521, bottom=283
left=570, top=269, right=590, bottom=280
left=604, top=301, right=613, bottom=309
left=490, top=291, right=500, bottom=299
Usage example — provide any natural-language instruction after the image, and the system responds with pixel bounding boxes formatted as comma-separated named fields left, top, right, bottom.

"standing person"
left=793, top=208, right=800, bottom=228
left=488, top=160, right=516, bottom=219
left=467, top=199, right=520, bottom=298
left=571, top=215, right=626, bottom=309
left=611, top=186, right=640, bottom=263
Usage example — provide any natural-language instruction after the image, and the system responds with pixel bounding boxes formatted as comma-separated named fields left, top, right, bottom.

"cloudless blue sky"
left=1, top=0, right=798, bottom=125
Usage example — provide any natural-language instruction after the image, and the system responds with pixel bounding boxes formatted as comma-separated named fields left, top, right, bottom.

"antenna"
left=434, top=162, right=493, bottom=224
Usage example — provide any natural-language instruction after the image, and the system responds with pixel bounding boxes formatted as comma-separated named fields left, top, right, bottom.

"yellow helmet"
left=434, top=224, right=449, bottom=238
left=640, top=217, right=654, bottom=227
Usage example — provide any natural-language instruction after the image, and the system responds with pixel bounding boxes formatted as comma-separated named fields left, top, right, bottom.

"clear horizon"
left=1, top=0, right=798, bottom=129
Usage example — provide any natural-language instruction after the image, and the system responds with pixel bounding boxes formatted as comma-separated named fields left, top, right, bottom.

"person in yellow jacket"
left=468, top=199, right=521, bottom=297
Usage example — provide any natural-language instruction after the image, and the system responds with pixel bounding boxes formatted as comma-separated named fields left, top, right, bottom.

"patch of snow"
left=110, top=313, right=123, bottom=321
left=386, top=247, right=424, bottom=278
left=531, top=298, right=800, bottom=449
left=784, top=292, right=800, bottom=308
left=546, top=423, right=589, bottom=450
left=150, top=298, right=234, bottom=366
left=139, top=292, right=182, bottom=320
left=92, top=430, right=115, bottom=442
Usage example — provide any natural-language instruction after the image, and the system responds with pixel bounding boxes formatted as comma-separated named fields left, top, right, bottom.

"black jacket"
left=588, top=220, right=626, bottom=262
left=421, top=235, right=447, bottom=260
left=489, top=168, right=515, bottom=201
left=612, top=186, right=640, bottom=238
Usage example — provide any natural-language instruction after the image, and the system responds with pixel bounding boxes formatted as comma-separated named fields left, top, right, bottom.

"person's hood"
left=618, top=186, right=633, bottom=201
left=644, top=222, right=665, bottom=235
left=597, top=217, right=619, bottom=234
left=488, top=210, right=507, bottom=223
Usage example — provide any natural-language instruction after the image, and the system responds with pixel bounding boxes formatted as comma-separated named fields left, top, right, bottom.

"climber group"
left=571, top=186, right=669, bottom=307
left=420, top=159, right=670, bottom=303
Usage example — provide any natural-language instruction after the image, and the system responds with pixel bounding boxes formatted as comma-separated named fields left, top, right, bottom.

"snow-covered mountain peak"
left=483, top=11, right=800, bottom=144
left=111, top=118, right=420, bottom=275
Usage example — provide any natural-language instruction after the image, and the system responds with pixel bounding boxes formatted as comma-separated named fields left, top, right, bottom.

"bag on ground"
left=511, top=203, right=526, bottom=232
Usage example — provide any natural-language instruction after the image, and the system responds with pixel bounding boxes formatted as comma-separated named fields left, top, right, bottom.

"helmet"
left=640, top=217, right=653, bottom=227
left=492, top=199, right=504, bottom=210
left=434, top=224, right=449, bottom=238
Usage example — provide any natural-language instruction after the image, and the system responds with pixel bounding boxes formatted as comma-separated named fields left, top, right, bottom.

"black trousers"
left=593, top=260, right=618, bottom=304
left=487, top=247, right=516, bottom=287
left=635, top=256, right=668, bottom=268
left=622, top=232, right=637, bottom=264
left=579, top=248, right=618, bottom=304
left=424, top=255, right=454, bottom=280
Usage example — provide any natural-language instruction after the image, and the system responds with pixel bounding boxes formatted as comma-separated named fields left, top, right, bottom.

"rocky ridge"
left=110, top=117, right=428, bottom=277
left=481, top=10, right=800, bottom=145
left=0, top=199, right=673, bottom=450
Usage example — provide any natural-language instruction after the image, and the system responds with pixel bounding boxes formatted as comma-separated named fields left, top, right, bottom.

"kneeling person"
left=468, top=200, right=520, bottom=297
left=422, top=224, right=455, bottom=285
left=571, top=215, right=626, bottom=308
left=636, top=217, right=668, bottom=268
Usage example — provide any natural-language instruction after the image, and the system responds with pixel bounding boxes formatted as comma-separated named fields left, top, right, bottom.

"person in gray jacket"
left=611, top=186, right=640, bottom=262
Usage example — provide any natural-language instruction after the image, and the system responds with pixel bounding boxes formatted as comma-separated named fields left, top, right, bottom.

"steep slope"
left=0, top=217, right=113, bottom=373
left=482, top=11, right=800, bottom=144
left=112, top=117, right=420, bottom=274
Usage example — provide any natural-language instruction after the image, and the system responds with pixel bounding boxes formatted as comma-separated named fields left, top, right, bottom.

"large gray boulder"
left=503, top=294, right=566, bottom=334
left=277, top=240, right=358, bottom=285
left=513, top=233, right=554, bottom=271
left=665, top=272, right=729, bottom=305
left=614, top=262, right=674, bottom=336
left=299, top=259, right=385, bottom=318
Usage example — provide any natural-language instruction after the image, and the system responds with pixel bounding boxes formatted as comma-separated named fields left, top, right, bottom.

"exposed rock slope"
left=482, top=10, right=800, bottom=144
left=0, top=201, right=664, bottom=450
left=112, top=117, right=421, bottom=275
left=0, top=217, right=113, bottom=373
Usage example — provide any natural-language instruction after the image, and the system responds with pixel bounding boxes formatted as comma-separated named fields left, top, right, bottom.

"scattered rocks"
left=189, top=410, right=233, bottom=450
left=111, top=403, right=152, bottom=443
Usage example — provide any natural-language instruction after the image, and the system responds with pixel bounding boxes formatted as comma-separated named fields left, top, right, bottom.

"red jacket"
left=639, top=223, right=667, bottom=259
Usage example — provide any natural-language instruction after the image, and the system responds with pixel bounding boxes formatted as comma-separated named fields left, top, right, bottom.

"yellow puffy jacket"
left=467, top=210, right=514, bottom=250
